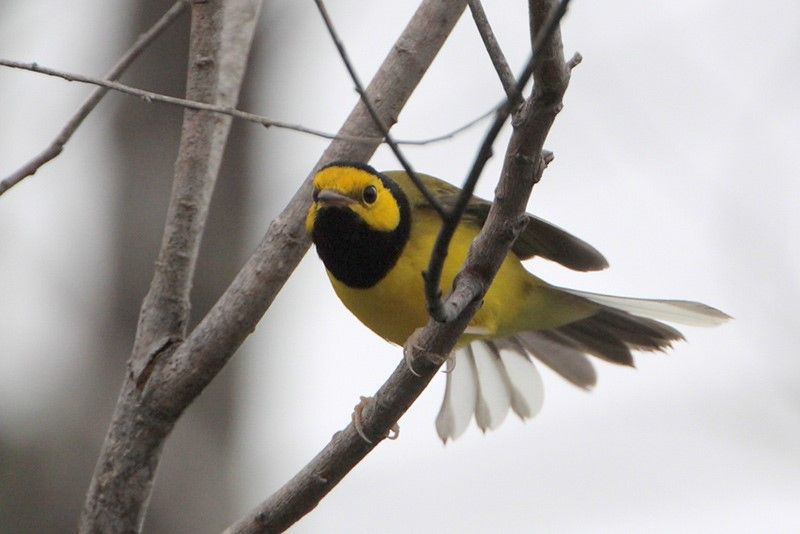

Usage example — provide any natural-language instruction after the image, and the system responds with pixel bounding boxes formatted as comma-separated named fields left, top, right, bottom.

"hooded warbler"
left=306, top=161, right=729, bottom=442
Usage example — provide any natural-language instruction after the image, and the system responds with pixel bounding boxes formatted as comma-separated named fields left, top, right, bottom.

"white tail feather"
left=497, top=346, right=544, bottom=420
left=436, top=341, right=545, bottom=442
left=435, top=348, right=477, bottom=443
left=472, top=342, right=511, bottom=432
left=558, top=287, right=730, bottom=326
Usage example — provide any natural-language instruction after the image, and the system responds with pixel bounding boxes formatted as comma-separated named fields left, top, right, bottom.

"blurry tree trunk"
left=0, top=4, right=261, bottom=533
left=101, top=4, right=262, bottom=532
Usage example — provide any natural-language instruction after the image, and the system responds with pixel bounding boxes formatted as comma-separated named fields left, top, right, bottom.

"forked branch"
left=79, top=1, right=263, bottom=531
left=74, top=1, right=470, bottom=532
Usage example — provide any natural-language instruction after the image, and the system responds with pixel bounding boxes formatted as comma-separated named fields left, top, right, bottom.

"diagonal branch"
left=78, top=1, right=468, bottom=532
left=0, top=58, right=500, bottom=160
left=139, top=0, right=468, bottom=415
left=225, top=0, right=575, bottom=531
left=0, top=59, right=386, bottom=145
left=313, top=0, right=446, bottom=217
left=79, top=1, right=263, bottom=531
left=468, top=0, right=519, bottom=103
left=0, top=1, right=189, bottom=197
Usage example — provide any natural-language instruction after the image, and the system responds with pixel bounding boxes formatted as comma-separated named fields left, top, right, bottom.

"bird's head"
left=306, top=162, right=403, bottom=235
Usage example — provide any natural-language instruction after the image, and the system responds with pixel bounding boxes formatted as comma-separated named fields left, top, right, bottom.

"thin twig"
left=424, top=0, right=572, bottom=323
left=313, top=0, right=446, bottom=217
left=0, top=59, right=385, bottom=146
left=468, top=0, right=519, bottom=103
left=0, top=1, right=189, bottom=197
left=0, top=58, right=500, bottom=158
left=402, top=104, right=496, bottom=145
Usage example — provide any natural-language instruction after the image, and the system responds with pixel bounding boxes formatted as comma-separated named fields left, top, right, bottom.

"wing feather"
left=382, top=170, right=608, bottom=272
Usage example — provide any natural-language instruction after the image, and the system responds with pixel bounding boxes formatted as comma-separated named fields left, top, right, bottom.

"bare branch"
left=468, top=0, right=519, bottom=103
left=226, top=0, right=575, bottom=531
left=0, top=1, right=188, bottom=197
left=79, top=1, right=263, bottom=531
left=69, top=1, right=467, bottom=532
left=0, top=58, right=505, bottom=156
left=567, top=51, right=583, bottom=69
left=402, top=103, right=496, bottom=145
left=0, top=59, right=389, bottom=145
left=134, top=0, right=469, bottom=433
left=313, top=0, right=446, bottom=217
left=223, top=314, right=473, bottom=534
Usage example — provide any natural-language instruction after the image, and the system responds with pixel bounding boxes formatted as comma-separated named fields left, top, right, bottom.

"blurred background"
left=1, top=1, right=798, bottom=532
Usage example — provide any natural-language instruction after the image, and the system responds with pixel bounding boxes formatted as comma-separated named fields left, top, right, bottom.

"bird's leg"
left=351, top=395, right=400, bottom=444
left=441, top=353, right=457, bottom=373
left=403, top=327, right=448, bottom=377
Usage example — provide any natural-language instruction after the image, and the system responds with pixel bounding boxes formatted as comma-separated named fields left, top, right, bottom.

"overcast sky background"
left=2, top=1, right=799, bottom=532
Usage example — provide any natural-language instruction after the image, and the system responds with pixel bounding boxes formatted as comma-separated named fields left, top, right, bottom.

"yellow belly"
left=328, top=211, right=595, bottom=346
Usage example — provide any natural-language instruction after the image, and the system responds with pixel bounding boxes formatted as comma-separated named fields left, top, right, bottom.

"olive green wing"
left=383, top=170, right=609, bottom=272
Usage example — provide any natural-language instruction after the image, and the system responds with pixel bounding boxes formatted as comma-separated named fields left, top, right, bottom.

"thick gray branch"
left=142, top=0, right=469, bottom=424
left=79, top=1, right=262, bottom=531
left=79, top=1, right=467, bottom=532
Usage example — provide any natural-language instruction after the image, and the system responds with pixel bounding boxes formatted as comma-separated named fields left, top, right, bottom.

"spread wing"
left=383, top=170, right=609, bottom=272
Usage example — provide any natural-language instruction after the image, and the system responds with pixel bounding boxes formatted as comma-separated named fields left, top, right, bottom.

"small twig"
left=567, top=51, right=583, bottom=69
left=0, top=59, right=388, bottom=146
left=424, top=0, right=572, bottom=323
left=0, top=1, right=189, bottom=197
left=401, top=104, right=496, bottom=145
left=0, top=58, right=501, bottom=165
left=468, top=0, right=520, bottom=104
left=313, top=0, right=446, bottom=217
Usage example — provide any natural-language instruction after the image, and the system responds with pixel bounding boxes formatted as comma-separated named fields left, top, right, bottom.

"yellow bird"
left=306, top=161, right=728, bottom=442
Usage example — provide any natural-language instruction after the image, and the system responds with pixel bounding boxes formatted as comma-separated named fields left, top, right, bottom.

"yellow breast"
left=328, top=210, right=539, bottom=346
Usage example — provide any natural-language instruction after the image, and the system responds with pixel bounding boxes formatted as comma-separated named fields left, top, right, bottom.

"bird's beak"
left=315, top=189, right=356, bottom=207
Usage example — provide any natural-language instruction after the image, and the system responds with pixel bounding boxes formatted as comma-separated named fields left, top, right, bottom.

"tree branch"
left=0, top=59, right=385, bottom=146
left=424, top=0, right=572, bottom=323
left=225, top=0, right=575, bottom=531
left=0, top=1, right=189, bottom=197
left=313, top=0, right=446, bottom=217
left=0, top=58, right=501, bottom=156
left=468, top=0, right=519, bottom=103
left=79, top=1, right=262, bottom=531
left=78, top=0, right=468, bottom=531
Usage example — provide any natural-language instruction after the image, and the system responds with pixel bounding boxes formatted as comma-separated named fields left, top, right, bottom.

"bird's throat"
left=312, top=205, right=410, bottom=289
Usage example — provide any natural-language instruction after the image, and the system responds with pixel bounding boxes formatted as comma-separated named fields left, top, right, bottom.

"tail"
left=435, top=289, right=730, bottom=443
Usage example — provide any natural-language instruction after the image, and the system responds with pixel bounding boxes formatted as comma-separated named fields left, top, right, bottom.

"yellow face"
left=306, top=164, right=402, bottom=234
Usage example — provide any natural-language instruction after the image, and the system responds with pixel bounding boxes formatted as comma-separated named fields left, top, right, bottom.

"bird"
left=306, top=161, right=729, bottom=442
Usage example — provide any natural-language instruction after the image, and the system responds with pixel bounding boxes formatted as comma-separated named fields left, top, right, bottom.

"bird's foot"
left=352, top=395, right=400, bottom=444
left=441, top=353, right=457, bottom=373
left=403, top=328, right=447, bottom=377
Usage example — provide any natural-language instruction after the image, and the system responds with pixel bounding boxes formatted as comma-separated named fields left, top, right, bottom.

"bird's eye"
left=312, top=188, right=319, bottom=202
left=362, top=185, right=378, bottom=204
